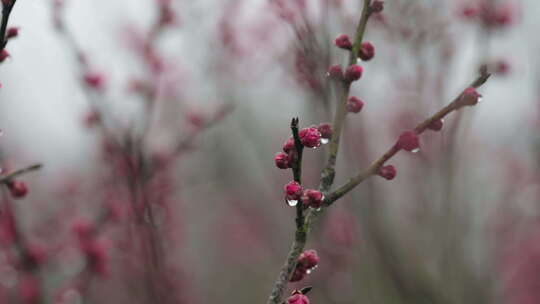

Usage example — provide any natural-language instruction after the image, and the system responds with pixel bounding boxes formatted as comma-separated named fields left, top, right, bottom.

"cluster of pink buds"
left=7, top=27, right=18, bottom=39
left=300, top=189, right=324, bottom=209
left=299, top=127, right=322, bottom=148
left=275, top=124, right=332, bottom=169
left=290, top=249, right=320, bottom=282
left=283, top=182, right=324, bottom=208
left=459, top=1, right=516, bottom=29
left=6, top=180, right=28, bottom=199
left=333, top=33, right=376, bottom=62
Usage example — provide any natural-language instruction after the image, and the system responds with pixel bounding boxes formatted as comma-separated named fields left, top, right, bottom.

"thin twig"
left=0, top=163, right=43, bottom=184
left=325, top=71, right=490, bottom=205
left=266, top=2, right=374, bottom=304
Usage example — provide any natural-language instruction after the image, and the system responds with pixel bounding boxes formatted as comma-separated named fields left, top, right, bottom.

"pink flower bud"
left=7, top=180, right=28, bottom=198
left=317, top=123, right=332, bottom=140
left=327, top=64, right=343, bottom=80
left=287, top=293, right=310, bottom=304
left=494, top=6, right=513, bottom=27
left=344, top=64, right=363, bottom=82
left=346, top=96, right=364, bottom=113
left=427, top=119, right=443, bottom=131
left=456, top=87, right=482, bottom=107
left=284, top=181, right=303, bottom=201
left=274, top=152, right=290, bottom=169
left=83, top=72, right=105, bottom=91
left=298, top=249, right=319, bottom=269
left=7, top=27, right=19, bottom=39
left=81, top=239, right=109, bottom=277
left=283, top=137, right=296, bottom=153
left=299, top=127, right=322, bottom=148
left=0, top=49, right=10, bottom=62
left=378, top=165, right=396, bottom=180
left=460, top=5, right=479, bottom=19
left=396, top=131, right=420, bottom=152
left=334, top=34, right=352, bottom=50
left=301, top=189, right=324, bottom=208
left=358, top=42, right=375, bottom=61
left=494, top=59, right=510, bottom=75
left=370, top=0, right=384, bottom=13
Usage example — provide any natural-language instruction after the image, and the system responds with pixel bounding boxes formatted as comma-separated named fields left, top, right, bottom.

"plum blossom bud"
left=378, top=165, right=396, bottom=180
left=334, top=34, right=352, bottom=50
left=427, top=119, right=443, bottom=131
left=344, top=64, right=363, bottom=82
left=81, top=239, right=109, bottom=277
left=0, top=49, right=9, bottom=62
left=298, top=249, right=319, bottom=269
left=284, top=181, right=303, bottom=201
left=301, top=189, right=324, bottom=208
left=7, top=180, right=28, bottom=198
left=358, top=42, right=375, bottom=61
left=287, top=293, right=310, bottom=304
left=7, top=27, right=19, bottom=39
left=494, top=59, right=510, bottom=75
left=456, top=87, right=482, bottom=108
left=283, top=137, right=296, bottom=153
left=299, top=127, right=321, bottom=148
left=346, top=96, right=364, bottom=113
left=370, top=0, right=384, bottom=13
left=327, top=64, right=343, bottom=80
left=274, top=152, right=290, bottom=169
left=83, top=72, right=105, bottom=91
left=460, top=5, right=479, bottom=19
left=396, top=131, right=420, bottom=152
left=317, top=123, right=332, bottom=140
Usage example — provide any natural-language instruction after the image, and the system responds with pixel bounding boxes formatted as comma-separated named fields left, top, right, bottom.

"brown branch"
left=326, top=71, right=490, bottom=205
left=266, top=2, right=374, bottom=304
left=0, top=163, right=43, bottom=184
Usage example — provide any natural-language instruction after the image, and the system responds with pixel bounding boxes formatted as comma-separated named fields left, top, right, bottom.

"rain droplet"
left=315, top=207, right=322, bottom=212
left=287, top=199, right=298, bottom=207
left=321, top=138, right=329, bottom=144
left=411, top=148, right=420, bottom=153
left=306, top=269, right=312, bottom=274
left=477, top=96, right=483, bottom=103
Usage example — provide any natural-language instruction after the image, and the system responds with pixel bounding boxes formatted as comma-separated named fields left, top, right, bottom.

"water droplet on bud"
left=321, top=138, right=329, bottom=144
left=287, top=199, right=298, bottom=207
left=411, top=148, right=420, bottom=153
